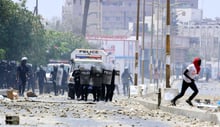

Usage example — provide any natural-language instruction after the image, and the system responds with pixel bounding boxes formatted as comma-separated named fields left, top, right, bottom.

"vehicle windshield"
left=71, top=61, right=104, bottom=71
left=46, top=64, right=70, bottom=73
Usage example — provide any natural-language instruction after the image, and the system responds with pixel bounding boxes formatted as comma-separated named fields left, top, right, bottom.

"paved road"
left=0, top=95, right=172, bottom=127
left=0, top=86, right=219, bottom=127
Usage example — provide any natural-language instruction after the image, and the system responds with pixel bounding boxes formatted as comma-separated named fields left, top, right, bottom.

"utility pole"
left=150, top=0, right=154, bottom=83
left=156, top=0, right=160, bottom=89
left=156, top=0, right=160, bottom=69
left=36, top=0, right=38, bottom=15
left=98, top=0, right=102, bottom=47
left=135, top=0, right=140, bottom=86
left=141, top=0, right=145, bottom=84
left=165, top=0, right=171, bottom=88
left=218, top=37, right=220, bottom=77
left=33, top=0, right=38, bottom=15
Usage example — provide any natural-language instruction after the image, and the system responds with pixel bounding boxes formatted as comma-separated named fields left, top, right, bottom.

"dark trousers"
left=92, top=86, right=101, bottom=101
left=82, top=85, right=89, bottom=101
left=53, top=81, right=58, bottom=96
left=100, top=84, right=106, bottom=101
left=38, top=81, right=44, bottom=95
left=60, top=83, right=67, bottom=95
left=19, top=80, right=26, bottom=96
left=68, top=84, right=75, bottom=99
left=123, top=83, right=129, bottom=96
left=27, top=78, right=35, bottom=93
left=74, top=82, right=81, bottom=99
left=105, top=84, right=115, bottom=102
left=172, top=80, right=199, bottom=102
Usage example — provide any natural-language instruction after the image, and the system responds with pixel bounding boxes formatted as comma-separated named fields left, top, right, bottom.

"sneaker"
left=171, top=100, right=176, bottom=106
left=186, top=100, right=193, bottom=106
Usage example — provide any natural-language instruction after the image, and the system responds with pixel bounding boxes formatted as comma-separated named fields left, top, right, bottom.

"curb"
left=132, top=98, right=220, bottom=124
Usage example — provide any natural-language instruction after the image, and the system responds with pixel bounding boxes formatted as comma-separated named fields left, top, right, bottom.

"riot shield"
left=91, top=66, right=103, bottom=87
left=56, top=67, right=63, bottom=86
left=102, top=69, right=112, bottom=85
left=79, top=66, right=91, bottom=85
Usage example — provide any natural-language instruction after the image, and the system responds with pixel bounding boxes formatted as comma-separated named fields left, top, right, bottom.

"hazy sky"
left=12, top=0, right=220, bottom=20
left=12, top=0, right=64, bottom=20
left=199, top=0, right=220, bottom=19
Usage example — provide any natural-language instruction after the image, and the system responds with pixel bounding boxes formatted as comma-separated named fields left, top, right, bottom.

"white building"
left=176, top=8, right=203, bottom=23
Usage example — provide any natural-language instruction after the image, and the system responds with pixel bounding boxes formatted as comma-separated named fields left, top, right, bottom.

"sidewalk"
left=130, top=79, right=220, bottom=124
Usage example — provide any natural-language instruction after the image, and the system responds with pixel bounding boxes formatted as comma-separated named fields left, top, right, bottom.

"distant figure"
left=7, top=61, right=17, bottom=89
left=153, top=68, right=159, bottom=88
left=205, top=67, right=211, bottom=82
left=36, top=66, right=47, bottom=95
left=16, top=57, right=29, bottom=96
left=51, top=66, right=58, bottom=96
left=69, top=66, right=82, bottom=100
left=0, top=60, right=7, bottom=88
left=27, top=64, right=35, bottom=94
left=60, top=64, right=68, bottom=95
left=121, top=67, right=133, bottom=96
left=171, top=57, right=201, bottom=106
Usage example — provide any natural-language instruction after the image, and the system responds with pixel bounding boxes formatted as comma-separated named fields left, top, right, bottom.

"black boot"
left=186, top=100, right=193, bottom=106
left=171, top=99, right=176, bottom=106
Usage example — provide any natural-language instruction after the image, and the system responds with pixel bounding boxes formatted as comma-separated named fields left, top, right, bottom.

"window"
left=116, top=17, right=120, bottom=21
left=104, top=17, right=110, bottom=21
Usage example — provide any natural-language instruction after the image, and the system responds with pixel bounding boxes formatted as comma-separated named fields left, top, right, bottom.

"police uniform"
left=91, top=66, right=103, bottom=102
left=102, top=68, right=113, bottom=101
left=79, top=66, right=91, bottom=101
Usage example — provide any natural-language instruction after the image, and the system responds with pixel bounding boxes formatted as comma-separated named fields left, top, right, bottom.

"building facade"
left=62, top=0, right=199, bottom=35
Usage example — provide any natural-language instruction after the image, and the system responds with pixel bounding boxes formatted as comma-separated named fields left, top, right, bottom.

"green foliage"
left=44, top=30, right=90, bottom=61
left=0, top=0, right=90, bottom=65
left=0, top=0, right=44, bottom=61
left=0, top=49, right=6, bottom=59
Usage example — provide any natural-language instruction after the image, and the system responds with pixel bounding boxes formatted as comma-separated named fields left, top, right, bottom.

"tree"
left=0, top=49, right=6, bottom=59
left=0, top=0, right=46, bottom=62
left=44, top=30, right=90, bottom=62
left=81, top=0, right=90, bottom=37
left=0, top=0, right=92, bottom=65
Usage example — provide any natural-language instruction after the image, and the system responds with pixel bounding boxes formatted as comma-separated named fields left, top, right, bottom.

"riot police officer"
left=70, top=66, right=81, bottom=100
left=91, top=66, right=103, bottom=102
left=79, top=65, right=91, bottom=101
left=102, top=65, right=113, bottom=102
left=105, top=68, right=116, bottom=102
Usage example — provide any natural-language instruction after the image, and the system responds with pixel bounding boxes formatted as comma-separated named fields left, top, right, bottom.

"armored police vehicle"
left=68, top=49, right=111, bottom=98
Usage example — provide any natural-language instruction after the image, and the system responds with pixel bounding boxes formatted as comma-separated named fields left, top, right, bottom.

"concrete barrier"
left=162, top=88, right=179, bottom=104
left=132, top=97, right=220, bottom=124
